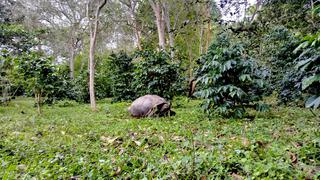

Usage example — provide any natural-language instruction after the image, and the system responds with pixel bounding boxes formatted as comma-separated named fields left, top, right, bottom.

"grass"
left=0, top=97, right=319, bottom=179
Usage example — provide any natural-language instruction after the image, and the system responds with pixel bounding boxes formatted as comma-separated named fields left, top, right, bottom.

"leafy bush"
left=279, top=32, right=320, bottom=109
left=109, top=51, right=135, bottom=102
left=261, top=26, right=299, bottom=90
left=55, top=68, right=90, bottom=103
left=95, top=55, right=113, bottom=100
left=49, top=55, right=113, bottom=104
left=54, top=99, right=78, bottom=107
left=196, top=32, right=270, bottom=118
left=13, top=52, right=58, bottom=113
left=133, top=50, right=184, bottom=100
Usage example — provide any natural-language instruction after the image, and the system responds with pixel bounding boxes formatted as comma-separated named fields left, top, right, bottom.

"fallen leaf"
left=230, top=136, right=237, bottom=140
left=134, top=140, right=142, bottom=146
left=292, top=142, right=302, bottom=148
left=100, top=136, right=119, bottom=145
left=242, top=138, right=250, bottom=146
left=17, top=164, right=27, bottom=171
left=112, top=167, right=121, bottom=176
left=70, top=176, right=81, bottom=180
left=172, top=136, right=184, bottom=142
left=159, top=135, right=165, bottom=142
left=288, top=152, right=298, bottom=164
left=231, top=173, right=243, bottom=180
left=119, top=148, right=125, bottom=155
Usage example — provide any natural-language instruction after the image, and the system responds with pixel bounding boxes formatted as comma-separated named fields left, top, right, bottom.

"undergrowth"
left=0, top=97, right=319, bottom=179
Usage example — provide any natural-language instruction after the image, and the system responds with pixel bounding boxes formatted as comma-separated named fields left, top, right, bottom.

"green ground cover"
left=0, top=97, right=319, bottom=179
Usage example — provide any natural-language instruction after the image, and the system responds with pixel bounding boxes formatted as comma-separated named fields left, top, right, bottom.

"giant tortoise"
left=128, top=95, right=175, bottom=118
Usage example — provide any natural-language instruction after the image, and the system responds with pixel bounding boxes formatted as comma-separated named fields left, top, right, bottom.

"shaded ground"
left=0, top=97, right=319, bottom=179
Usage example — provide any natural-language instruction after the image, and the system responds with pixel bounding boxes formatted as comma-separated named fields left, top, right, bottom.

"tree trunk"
left=187, top=45, right=195, bottom=97
left=243, top=0, right=248, bottom=22
left=89, top=35, right=96, bottom=111
left=87, top=0, right=107, bottom=112
left=130, top=0, right=142, bottom=50
left=35, top=91, right=42, bottom=115
left=249, top=0, right=261, bottom=24
left=205, top=3, right=211, bottom=52
left=70, top=44, right=75, bottom=79
left=311, top=0, right=315, bottom=27
left=163, top=2, right=174, bottom=58
left=199, top=24, right=204, bottom=55
left=133, top=21, right=142, bottom=50
left=149, top=0, right=165, bottom=50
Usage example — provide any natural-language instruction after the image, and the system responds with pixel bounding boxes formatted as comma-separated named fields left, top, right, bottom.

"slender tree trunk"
left=243, top=0, right=248, bottom=22
left=205, top=3, right=211, bottom=52
left=130, top=0, right=142, bottom=50
left=187, top=44, right=196, bottom=97
left=163, top=2, right=174, bottom=58
left=133, top=22, right=142, bottom=50
left=205, top=22, right=211, bottom=52
left=157, top=7, right=165, bottom=50
left=149, top=0, right=165, bottom=50
left=70, top=44, right=75, bottom=79
left=249, top=0, right=261, bottom=24
left=89, top=35, right=96, bottom=111
left=199, top=24, right=204, bottom=55
left=35, top=91, right=42, bottom=115
left=69, top=24, right=78, bottom=79
left=87, top=0, right=107, bottom=111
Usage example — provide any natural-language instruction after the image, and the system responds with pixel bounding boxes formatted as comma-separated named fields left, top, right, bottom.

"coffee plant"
left=279, top=32, right=320, bottom=109
left=196, top=32, right=270, bottom=118
left=14, top=52, right=58, bottom=113
left=109, top=51, right=135, bottom=102
left=133, top=50, right=184, bottom=100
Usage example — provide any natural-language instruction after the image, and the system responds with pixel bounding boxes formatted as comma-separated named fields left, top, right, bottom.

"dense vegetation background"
left=0, top=0, right=320, bottom=179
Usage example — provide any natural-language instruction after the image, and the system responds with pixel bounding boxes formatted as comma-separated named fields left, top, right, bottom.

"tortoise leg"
left=146, top=106, right=158, bottom=117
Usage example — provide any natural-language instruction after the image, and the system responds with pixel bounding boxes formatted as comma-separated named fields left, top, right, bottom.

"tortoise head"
left=157, top=102, right=176, bottom=117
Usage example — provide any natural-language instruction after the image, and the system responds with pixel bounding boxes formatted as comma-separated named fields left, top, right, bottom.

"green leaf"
left=302, top=74, right=320, bottom=90
left=256, top=79, right=264, bottom=88
left=239, top=74, right=252, bottom=82
left=221, top=60, right=236, bottom=72
left=295, top=57, right=312, bottom=70
left=210, top=60, right=220, bottom=67
left=255, top=103, right=270, bottom=112
left=293, top=41, right=309, bottom=54
left=296, top=55, right=318, bottom=71
left=305, top=96, right=320, bottom=109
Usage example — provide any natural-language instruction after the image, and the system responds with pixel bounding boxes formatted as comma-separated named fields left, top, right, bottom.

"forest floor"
left=0, top=97, right=319, bottom=179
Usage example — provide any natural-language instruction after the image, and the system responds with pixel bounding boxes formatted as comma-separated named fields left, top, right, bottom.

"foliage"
left=55, top=99, right=78, bottom=107
left=44, top=54, right=113, bottom=104
left=133, top=50, right=184, bottom=100
left=95, top=55, right=113, bottom=100
left=69, top=71, right=90, bottom=103
left=279, top=32, right=320, bottom=109
left=257, top=1, right=319, bottom=34
left=0, top=24, right=40, bottom=52
left=260, top=26, right=300, bottom=90
left=13, top=52, right=58, bottom=113
left=195, top=32, right=270, bottom=118
left=0, top=97, right=319, bottom=179
left=109, top=51, right=135, bottom=102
